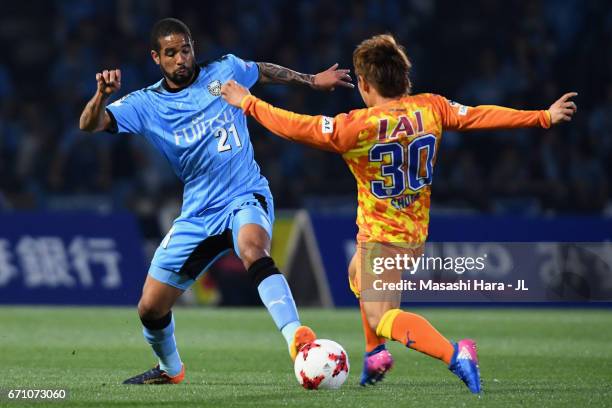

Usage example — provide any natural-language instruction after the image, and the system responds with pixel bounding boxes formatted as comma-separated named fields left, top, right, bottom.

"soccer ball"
left=294, top=339, right=349, bottom=390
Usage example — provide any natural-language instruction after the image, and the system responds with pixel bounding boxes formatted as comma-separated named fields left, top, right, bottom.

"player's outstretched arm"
left=79, top=69, right=122, bottom=132
left=221, top=80, right=358, bottom=153
left=434, top=92, right=577, bottom=131
left=256, top=62, right=354, bottom=91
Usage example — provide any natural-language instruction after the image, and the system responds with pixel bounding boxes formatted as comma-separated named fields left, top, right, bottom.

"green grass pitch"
left=1, top=307, right=611, bottom=407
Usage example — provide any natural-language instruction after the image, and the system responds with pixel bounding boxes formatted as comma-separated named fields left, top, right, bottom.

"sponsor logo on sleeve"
left=110, top=94, right=130, bottom=107
left=322, top=116, right=334, bottom=134
left=449, top=100, right=468, bottom=116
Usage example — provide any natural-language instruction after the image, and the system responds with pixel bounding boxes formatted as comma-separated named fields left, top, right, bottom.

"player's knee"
left=240, top=246, right=268, bottom=270
left=236, top=223, right=270, bottom=269
left=137, top=298, right=169, bottom=321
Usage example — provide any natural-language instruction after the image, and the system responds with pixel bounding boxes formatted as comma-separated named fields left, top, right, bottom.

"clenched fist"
left=96, top=69, right=122, bottom=97
left=221, top=80, right=251, bottom=108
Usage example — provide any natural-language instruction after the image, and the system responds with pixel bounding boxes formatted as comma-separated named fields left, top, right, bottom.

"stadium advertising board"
left=307, top=213, right=612, bottom=306
left=0, top=212, right=146, bottom=305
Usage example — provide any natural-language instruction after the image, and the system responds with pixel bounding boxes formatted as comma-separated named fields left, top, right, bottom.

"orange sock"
left=377, top=309, right=454, bottom=364
left=360, top=302, right=386, bottom=352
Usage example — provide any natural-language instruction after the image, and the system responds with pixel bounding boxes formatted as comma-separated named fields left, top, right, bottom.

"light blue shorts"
left=149, top=191, right=274, bottom=290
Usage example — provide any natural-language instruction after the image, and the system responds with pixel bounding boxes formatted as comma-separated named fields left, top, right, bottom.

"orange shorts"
left=349, top=241, right=424, bottom=299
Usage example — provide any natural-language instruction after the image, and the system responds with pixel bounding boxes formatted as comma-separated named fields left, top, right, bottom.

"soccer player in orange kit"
left=221, top=34, right=577, bottom=393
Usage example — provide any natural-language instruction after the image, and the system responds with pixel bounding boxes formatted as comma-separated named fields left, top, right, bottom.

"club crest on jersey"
left=207, top=80, right=222, bottom=96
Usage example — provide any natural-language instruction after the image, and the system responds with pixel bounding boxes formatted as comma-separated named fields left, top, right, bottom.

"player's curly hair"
left=150, top=18, right=192, bottom=52
left=353, top=34, right=412, bottom=98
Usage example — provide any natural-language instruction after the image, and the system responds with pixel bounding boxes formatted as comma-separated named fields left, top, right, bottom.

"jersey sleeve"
left=240, top=94, right=361, bottom=154
left=226, top=54, right=259, bottom=89
left=430, top=94, right=551, bottom=131
left=105, top=92, right=145, bottom=135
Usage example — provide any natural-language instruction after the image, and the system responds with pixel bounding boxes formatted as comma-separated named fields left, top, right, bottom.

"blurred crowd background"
left=1, top=0, right=611, bottom=243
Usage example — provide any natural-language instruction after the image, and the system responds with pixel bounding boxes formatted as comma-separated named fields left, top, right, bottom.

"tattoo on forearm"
left=256, top=62, right=314, bottom=87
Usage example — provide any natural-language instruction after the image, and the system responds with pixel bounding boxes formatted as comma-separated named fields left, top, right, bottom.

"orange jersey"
left=241, top=93, right=551, bottom=244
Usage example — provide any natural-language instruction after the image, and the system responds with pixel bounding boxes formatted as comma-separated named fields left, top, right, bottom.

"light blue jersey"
left=109, top=53, right=302, bottom=369
left=107, top=54, right=274, bottom=289
left=107, top=54, right=270, bottom=216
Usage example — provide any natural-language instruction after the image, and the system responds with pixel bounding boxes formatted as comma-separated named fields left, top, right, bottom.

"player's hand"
left=548, top=92, right=578, bottom=125
left=312, top=63, right=354, bottom=91
left=96, top=69, right=122, bottom=97
left=221, top=80, right=251, bottom=108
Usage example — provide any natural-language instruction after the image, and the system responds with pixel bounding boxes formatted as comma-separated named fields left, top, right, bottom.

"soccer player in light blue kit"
left=79, top=18, right=353, bottom=384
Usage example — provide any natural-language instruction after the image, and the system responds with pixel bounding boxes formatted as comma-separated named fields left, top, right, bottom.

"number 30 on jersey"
left=369, top=134, right=436, bottom=198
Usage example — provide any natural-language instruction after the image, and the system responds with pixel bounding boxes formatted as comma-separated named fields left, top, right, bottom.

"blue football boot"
left=449, top=339, right=481, bottom=394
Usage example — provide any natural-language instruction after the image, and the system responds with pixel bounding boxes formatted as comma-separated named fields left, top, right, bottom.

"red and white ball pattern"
left=294, top=339, right=349, bottom=390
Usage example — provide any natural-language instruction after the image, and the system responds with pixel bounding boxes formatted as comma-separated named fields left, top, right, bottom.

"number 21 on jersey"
left=215, top=123, right=242, bottom=152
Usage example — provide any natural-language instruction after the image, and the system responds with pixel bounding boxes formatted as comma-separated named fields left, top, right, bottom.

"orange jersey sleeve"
left=240, top=94, right=361, bottom=153
left=430, top=94, right=551, bottom=130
